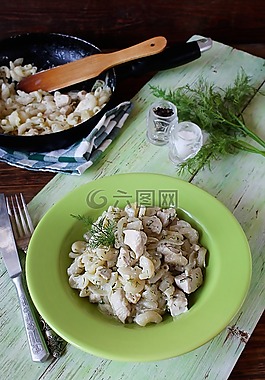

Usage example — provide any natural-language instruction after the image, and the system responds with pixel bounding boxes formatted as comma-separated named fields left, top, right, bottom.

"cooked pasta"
left=0, top=58, right=112, bottom=136
left=67, top=204, right=207, bottom=326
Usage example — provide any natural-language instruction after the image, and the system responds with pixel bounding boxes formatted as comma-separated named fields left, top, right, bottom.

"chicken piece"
left=144, top=207, right=161, bottom=216
left=109, top=288, right=131, bottom=323
left=157, top=208, right=176, bottom=227
left=167, top=289, right=188, bottom=317
left=142, top=215, right=163, bottom=235
left=116, top=246, right=137, bottom=267
left=175, top=267, right=203, bottom=294
left=123, top=229, right=147, bottom=259
left=157, top=243, right=188, bottom=266
left=126, top=219, right=143, bottom=230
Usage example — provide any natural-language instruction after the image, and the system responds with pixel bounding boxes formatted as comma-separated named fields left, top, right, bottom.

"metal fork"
left=7, top=194, right=34, bottom=252
left=6, top=193, right=67, bottom=358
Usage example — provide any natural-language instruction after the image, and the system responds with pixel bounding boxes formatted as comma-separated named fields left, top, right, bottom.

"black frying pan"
left=0, top=33, right=212, bottom=152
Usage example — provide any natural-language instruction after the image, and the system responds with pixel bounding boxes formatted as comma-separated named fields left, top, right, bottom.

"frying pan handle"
left=115, top=39, right=212, bottom=78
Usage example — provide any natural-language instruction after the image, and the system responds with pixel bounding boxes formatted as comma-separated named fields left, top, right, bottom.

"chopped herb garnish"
left=89, top=217, right=116, bottom=249
left=71, top=213, right=116, bottom=249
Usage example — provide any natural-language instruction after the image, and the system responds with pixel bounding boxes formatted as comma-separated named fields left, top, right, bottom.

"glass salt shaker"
left=168, top=121, right=203, bottom=164
left=146, top=100, right=178, bottom=145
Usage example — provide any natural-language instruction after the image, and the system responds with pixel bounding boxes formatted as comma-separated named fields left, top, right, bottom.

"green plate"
left=26, top=173, right=252, bottom=361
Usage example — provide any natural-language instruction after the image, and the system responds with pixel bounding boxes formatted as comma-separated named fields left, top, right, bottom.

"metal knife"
left=0, top=194, right=50, bottom=362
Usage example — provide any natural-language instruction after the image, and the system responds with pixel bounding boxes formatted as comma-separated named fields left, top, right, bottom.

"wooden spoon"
left=18, top=36, right=167, bottom=93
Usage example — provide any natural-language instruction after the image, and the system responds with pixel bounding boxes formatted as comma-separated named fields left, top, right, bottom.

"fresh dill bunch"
left=223, top=71, right=256, bottom=114
left=71, top=213, right=116, bottom=248
left=150, top=70, right=265, bottom=174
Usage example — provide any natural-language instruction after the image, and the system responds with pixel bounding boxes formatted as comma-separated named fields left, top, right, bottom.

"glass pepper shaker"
left=146, top=100, right=178, bottom=146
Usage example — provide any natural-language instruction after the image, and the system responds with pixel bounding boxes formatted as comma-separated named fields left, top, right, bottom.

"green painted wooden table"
left=1, top=38, right=264, bottom=379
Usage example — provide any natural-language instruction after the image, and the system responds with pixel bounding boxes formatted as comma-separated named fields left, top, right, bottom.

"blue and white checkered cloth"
left=0, top=101, right=132, bottom=175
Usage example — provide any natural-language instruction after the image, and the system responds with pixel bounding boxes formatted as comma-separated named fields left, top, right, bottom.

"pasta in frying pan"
left=0, top=59, right=112, bottom=136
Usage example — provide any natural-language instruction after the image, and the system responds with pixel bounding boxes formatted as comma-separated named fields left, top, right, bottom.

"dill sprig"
left=150, top=71, right=265, bottom=174
left=89, top=217, right=116, bottom=249
left=71, top=214, right=94, bottom=229
left=71, top=214, right=116, bottom=249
